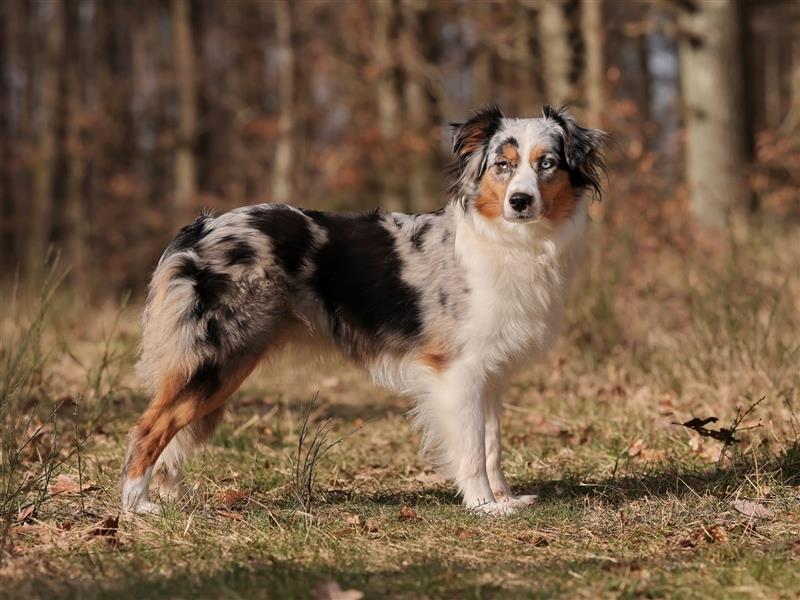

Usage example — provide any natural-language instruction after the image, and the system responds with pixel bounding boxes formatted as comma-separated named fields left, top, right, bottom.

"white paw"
left=503, top=494, right=537, bottom=507
left=156, top=481, right=194, bottom=502
left=125, top=500, right=162, bottom=515
left=467, top=499, right=533, bottom=516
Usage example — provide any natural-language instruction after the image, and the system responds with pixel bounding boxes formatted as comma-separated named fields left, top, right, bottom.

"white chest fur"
left=454, top=205, right=588, bottom=376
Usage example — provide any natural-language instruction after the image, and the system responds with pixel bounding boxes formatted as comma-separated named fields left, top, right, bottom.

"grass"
left=1, top=218, right=799, bottom=599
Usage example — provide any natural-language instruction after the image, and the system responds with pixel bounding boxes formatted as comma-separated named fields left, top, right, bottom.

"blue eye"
left=540, top=158, right=555, bottom=170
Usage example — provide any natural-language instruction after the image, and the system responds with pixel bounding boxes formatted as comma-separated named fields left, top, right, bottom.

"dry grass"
left=1, top=219, right=799, bottom=599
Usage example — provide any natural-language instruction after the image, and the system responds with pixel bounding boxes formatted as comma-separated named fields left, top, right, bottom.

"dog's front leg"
left=484, top=392, right=536, bottom=510
left=433, top=368, right=520, bottom=515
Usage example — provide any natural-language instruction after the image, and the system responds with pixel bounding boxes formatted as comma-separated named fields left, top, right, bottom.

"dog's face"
left=451, top=106, right=607, bottom=224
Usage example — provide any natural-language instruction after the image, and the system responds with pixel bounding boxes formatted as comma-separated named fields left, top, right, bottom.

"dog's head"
left=449, top=105, right=607, bottom=224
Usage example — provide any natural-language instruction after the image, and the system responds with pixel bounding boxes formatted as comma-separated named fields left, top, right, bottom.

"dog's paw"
left=503, top=494, right=537, bottom=508
left=124, top=500, right=162, bottom=516
left=468, top=498, right=534, bottom=516
left=155, top=481, right=194, bottom=502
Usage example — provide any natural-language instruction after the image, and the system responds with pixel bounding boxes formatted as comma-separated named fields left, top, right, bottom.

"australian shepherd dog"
left=121, top=105, right=607, bottom=516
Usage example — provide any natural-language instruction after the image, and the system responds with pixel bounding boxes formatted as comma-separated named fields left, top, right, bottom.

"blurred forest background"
left=0, top=0, right=798, bottom=292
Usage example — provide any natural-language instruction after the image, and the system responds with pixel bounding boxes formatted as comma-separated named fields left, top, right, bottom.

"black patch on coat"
left=441, top=230, right=451, bottom=243
left=175, top=256, right=233, bottom=319
left=438, top=289, right=448, bottom=308
left=248, top=206, right=313, bottom=275
left=225, top=240, right=256, bottom=267
left=205, top=317, right=222, bottom=348
left=410, top=222, right=432, bottom=252
left=166, top=215, right=209, bottom=255
left=304, top=210, right=423, bottom=341
left=183, top=360, right=222, bottom=400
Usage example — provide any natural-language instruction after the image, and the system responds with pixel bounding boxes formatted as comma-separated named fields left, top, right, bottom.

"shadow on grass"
left=50, top=557, right=516, bottom=600
left=309, top=441, right=800, bottom=510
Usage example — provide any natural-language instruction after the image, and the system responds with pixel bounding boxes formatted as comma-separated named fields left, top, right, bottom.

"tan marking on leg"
left=126, top=355, right=262, bottom=479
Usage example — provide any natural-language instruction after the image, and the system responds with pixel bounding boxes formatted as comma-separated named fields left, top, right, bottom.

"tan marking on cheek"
left=474, top=172, right=507, bottom=220
left=539, top=170, right=576, bottom=223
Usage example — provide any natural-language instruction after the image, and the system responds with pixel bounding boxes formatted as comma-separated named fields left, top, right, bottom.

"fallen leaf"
left=218, top=510, right=244, bottom=521
left=677, top=524, right=727, bottom=548
left=414, top=471, right=444, bottom=485
left=88, top=515, right=120, bottom=549
left=345, top=514, right=361, bottom=527
left=398, top=505, right=417, bottom=521
left=218, top=488, right=249, bottom=509
left=16, top=504, right=36, bottom=524
left=315, top=581, right=363, bottom=600
left=50, top=474, right=99, bottom=495
left=363, top=518, right=379, bottom=533
left=627, top=439, right=647, bottom=457
left=733, top=499, right=774, bottom=520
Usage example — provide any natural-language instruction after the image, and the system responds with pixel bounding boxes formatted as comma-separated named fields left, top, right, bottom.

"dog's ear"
left=543, top=105, right=608, bottom=200
left=449, top=105, right=504, bottom=192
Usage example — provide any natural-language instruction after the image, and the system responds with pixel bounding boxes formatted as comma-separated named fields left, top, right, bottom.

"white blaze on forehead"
left=492, top=118, right=561, bottom=162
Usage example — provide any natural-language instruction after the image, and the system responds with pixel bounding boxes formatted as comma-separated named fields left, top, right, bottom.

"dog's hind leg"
left=122, top=355, right=261, bottom=514
left=152, top=405, right=226, bottom=501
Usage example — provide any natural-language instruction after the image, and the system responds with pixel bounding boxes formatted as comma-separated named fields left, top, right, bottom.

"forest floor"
left=1, top=219, right=800, bottom=599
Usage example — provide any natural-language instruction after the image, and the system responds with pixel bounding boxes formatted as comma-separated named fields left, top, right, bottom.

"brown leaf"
left=218, top=510, right=244, bottom=521
left=733, top=499, right=774, bottom=520
left=363, top=518, right=379, bottom=533
left=344, top=514, right=361, bottom=527
left=50, top=474, right=100, bottom=495
left=218, top=488, right=249, bottom=510
left=677, top=524, right=728, bottom=548
left=315, top=581, right=363, bottom=600
left=89, top=515, right=119, bottom=537
left=15, top=504, right=36, bottom=524
left=398, top=505, right=418, bottom=522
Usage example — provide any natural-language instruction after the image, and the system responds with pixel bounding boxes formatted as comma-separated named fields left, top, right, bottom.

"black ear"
left=542, top=105, right=608, bottom=200
left=449, top=105, right=504, bottom=191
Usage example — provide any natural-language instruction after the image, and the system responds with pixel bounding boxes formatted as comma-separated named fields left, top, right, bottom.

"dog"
left=121, top=105, right=606, bottom=516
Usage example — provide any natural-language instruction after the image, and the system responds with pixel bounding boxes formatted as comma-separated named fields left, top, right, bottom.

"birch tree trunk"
left=28, top=0, right=64, bottom=269
left=581, top=0, right=605, bottom=128
left=537, top=0, right=574, bottom=106
left=374, top=0, right=402, bottom=211
left=679, top=0, right=749, bottom=227
left=172, top=0, right=197, bottom=225
left=272, top=0, right=293, bottom=204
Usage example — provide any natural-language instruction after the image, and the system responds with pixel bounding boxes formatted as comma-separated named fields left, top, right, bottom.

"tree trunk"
left=28, top=0, right=64, bottom=271
left=0, top=0, right=13, bottom=266
left=581, top=0, right=605, bottom=128
left=514, top=1, right=540, bottom=116
left=471, top=1, right=492, bottom=107
left=272, top=0, right=293, bottom=204
left=400, top=0, right=435, bottom=212
left=763, top=35, right=781, bottom=130
left=172, top=0, right=197, bottom=225
left=374, top=0, right=402, bottom=211
left=784, top=26, right=800, bottom=134
left=537, top=0, right=574, bottom=106
left=678, top=0, right=750, bottom=227
left=63, top=0, right=87, bottom=281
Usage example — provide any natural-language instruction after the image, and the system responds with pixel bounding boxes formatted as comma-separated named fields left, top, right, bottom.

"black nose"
left=509, top=192, right=533, bottom=212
